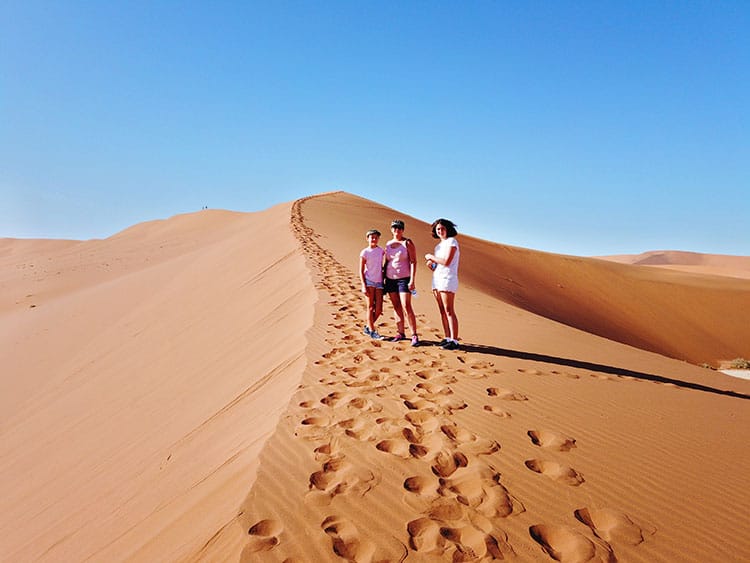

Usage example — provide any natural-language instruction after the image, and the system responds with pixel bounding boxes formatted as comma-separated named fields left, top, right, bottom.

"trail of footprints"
left=243, top=197, right=654, bottom=562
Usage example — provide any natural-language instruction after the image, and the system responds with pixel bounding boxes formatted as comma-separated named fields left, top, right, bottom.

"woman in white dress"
left=424, top=218, right=460, bottom=350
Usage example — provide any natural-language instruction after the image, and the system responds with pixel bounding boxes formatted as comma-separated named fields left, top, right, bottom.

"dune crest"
left=229, top=192, right=750, bottom=562
left=0, top=203, right=316, bottom=561
left=598, top=250, right=750, bottom=280
left=2, top=192, right=749, bottom=562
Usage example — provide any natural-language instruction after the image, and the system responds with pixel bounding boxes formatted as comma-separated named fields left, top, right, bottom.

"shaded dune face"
left=302, top=192, right=750, bottom=366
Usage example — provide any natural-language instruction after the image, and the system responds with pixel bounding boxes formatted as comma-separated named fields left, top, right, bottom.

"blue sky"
left=2, top=1, right=748, bottom=256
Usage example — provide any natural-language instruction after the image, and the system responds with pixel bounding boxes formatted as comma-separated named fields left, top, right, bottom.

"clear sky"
left=2, top=1, right=748, bottom=256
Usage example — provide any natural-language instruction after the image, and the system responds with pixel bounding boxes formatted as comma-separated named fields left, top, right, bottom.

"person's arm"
left=406, top=239, right=417, bottom=288
left=426, top=240, right=457, bottom=266
left=359, top=256, right=367, bottom=292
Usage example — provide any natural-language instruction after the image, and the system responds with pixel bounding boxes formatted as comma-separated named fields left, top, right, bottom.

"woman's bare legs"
left=399, top=291, right=418, bottom=337
left=388, top=291, right=405, bottom=336
left=433, top=289, right=450, bottom=338
left=436, top=291, right=458, bottom=341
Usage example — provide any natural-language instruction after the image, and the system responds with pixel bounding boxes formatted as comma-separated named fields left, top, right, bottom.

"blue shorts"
left=384, top=277, right=410, bottom=294
left=365, top=279, right=384, bottom=290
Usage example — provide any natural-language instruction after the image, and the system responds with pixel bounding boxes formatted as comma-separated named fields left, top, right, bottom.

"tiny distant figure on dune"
left=384, top=219, right=420, bottom=346
left=425, top=218, right=460, bottom=350
left=359, top=229, right=386, bottom=339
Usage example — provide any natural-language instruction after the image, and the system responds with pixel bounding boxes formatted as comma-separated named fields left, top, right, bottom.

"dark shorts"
left=384, top=277, right=411, bottom=294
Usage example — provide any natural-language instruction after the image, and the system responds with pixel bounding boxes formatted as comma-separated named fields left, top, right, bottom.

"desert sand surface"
left=2, top=191, right=749, bottom=562
left=598, top=250, right=750, bottom=280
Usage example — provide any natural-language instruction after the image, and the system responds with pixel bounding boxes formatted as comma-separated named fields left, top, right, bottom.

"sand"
left=1, top=191, right=749, bottom=562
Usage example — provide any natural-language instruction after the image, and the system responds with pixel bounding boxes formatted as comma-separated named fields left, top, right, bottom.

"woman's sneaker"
left=370, top=330, right=385, bottom=340
left=363, top=326, right=372, bottom=336
left=391, top=333, right=406, bottom=342
left=441, top=340, right=459, bottom=350
left=411, top=335, right=420, bottom=347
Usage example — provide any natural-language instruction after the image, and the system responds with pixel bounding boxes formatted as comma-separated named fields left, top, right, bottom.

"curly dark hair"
left=430, top=218, right=458, bottom=238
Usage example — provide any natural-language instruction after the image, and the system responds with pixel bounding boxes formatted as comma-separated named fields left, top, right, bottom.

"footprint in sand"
left=405, top=410, right=440, bottom=433
left=407, top=503, right=516, bottom=559
left=431, top=450, right=469, bottom=478
left=440, top=524, right=515, bottom=560
left=528, top=430, right=577, bottom=452
left=300, top=415, right=330, bottom=427
left=440, top=424, right=500, bottom=456
left=407, top=517, right=445, bottom=553
left=320, top=391, right=346, bottom=407
left=438, top=466, right=523, bottom=518
left=308, top=458, right=377, bottom=501
left=487, top=387, right=528, bottom=401
left=403, top=475, right=438, bottom=496
left=525, top=459, right=585, bottom=486
left=518, top=368, right=545, bottom=375
left=376, top=438, right=424, bottom=459
left=321, top=515, right=376, bottom=562
left=529, top=524, right=615, bottom=562
left=337, top=417, right=377, bottom=441
left=483, top=405, right=512, bottom=418
left=415, top=381, right=453, bottom=395
left=574, top=507, right=656, bottom=546
left=245, top=518, right=283, bottom=554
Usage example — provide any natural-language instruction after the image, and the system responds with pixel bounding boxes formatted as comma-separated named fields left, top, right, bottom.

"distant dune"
left=1, top=192, right=748, bottom=562
left=598, top=250, right=750, bottom=279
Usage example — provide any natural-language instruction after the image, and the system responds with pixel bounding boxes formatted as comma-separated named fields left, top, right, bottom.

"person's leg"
left=433, top=289, right=449, bottom=339
left=440, top=291, right=459, bottom=341
left=365, top=286, right=377, bottom=332
left=374, top=288, right=383, bottom=323
left=388, top=291, right=405, bottom=336
left=400, top=291, right=419, bottom=346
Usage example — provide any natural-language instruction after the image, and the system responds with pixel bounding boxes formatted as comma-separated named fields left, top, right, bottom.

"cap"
left=366, top=229, right=381, bottom=237
left=391, top=219, right=405, bottom=229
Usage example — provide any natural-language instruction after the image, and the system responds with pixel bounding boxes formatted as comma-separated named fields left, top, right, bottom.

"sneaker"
left=391, top=333, right=406, bottom=342
left=363, top=326, right=372, bottom=336
left=411, top=335, right=420, bottom=347
left=437, top=338, right=450, bottom=347
left=370, top=330, right=385, bottom=340
left=441, top=340, right=459, bottom=350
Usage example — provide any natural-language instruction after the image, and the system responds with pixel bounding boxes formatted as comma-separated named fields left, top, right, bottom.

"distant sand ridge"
left=1, top=192, right=749, bottom=562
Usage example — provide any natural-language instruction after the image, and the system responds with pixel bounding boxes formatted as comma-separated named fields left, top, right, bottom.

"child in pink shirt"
left=359, top=229, right=386, bottom=339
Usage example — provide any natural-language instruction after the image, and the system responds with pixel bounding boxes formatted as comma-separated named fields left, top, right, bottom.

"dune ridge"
left=598, top=250, right=750, bottom=280
left=2, top=192, right=749, bottom=562
left=0, top=204, right=316, bottom=562
left=232, top=192, right=749, bottom=562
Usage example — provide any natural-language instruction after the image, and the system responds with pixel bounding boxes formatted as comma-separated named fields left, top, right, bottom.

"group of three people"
left=359, top=218, right=460, bottom=350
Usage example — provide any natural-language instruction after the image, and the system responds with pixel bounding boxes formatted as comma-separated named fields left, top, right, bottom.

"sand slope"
left=2, top=192, right=749, bottom=562
left=235, top=193, right=749, bottom=562
left=0, top=204, right=315, bottom=561
left=598, top=250, right=750, bottom=280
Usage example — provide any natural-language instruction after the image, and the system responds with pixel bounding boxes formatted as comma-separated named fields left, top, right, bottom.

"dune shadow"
left=458, top=343, right=748, bottom=400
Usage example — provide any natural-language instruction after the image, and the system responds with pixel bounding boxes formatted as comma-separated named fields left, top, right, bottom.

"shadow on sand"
left=444, top=342, right=749, bottom=401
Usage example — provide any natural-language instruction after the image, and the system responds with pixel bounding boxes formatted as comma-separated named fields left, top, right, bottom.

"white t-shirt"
left=432, top=237, right=459, bottom=292
left=360, top=246, right=385, bottom=284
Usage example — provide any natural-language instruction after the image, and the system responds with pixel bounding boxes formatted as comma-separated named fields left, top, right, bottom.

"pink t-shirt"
left=385, top=240, right=412, bottom=279
left=360, top=246, right=385, bottom=284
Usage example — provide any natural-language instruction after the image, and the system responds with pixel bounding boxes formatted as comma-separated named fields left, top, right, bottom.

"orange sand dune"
left=1, top=205, right=316, bottom=561
left=599, top=250, right=750, bottom=280
left=2, top=192, right=749, bottom=563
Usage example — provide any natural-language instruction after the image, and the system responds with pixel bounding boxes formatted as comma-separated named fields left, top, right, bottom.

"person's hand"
left=361, top=283, right=367, bottom=294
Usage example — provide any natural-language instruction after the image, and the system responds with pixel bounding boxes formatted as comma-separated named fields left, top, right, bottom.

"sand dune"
left=2, top=192, right=749, bottom=562
left=598, top=250, right=750, bottom=280
left=1, top=204, right=316, bottom=561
